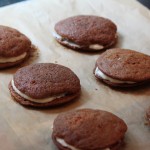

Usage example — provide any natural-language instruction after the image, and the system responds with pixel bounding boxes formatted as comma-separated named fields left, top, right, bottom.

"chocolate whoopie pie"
left=9, top=63, right=81, bottom=107
left=94, top=48, right=150, bottom=87
left=53, top=15, right=117, bottom=51
left=0, top=25, right=32, bottom=69
left=52, top=109, right=127, bottom=150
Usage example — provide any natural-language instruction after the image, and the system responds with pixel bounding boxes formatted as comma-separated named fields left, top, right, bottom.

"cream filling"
left=53, top=32, right=104, bottom=50
left=95, top=67, right=136, bottom=84
left=53, top=32, right=80, bottom=48
left=56, top=138, right=110, bottom=150
left=0, top=52, right=27, bottom=63
left=11, top=80, right=66, bottom=103
left=89, top=44, right=104, bottom=50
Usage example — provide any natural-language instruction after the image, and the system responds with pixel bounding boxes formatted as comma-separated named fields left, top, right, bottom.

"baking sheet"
left=0, top=0, right=150, bottom=149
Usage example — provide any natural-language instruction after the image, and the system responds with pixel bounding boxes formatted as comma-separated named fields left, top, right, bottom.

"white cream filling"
left=56, top=138, right=110, bottom=150
left=89, top=44, right=104, bottom=50
left=11, top=80, right=66, bottom=103
left=53, top=32, right=104, bottom=50
left=0, top=52, right=27, bottom=63
left=95, top=67, right=136, bottom=84
left=53, top=32, right=80, bottom=48
left=56, top=138, right=80, bottom=150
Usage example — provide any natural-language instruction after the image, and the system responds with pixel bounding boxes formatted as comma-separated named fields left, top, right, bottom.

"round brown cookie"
left=52, top=109, right=127, bottom=150
left=146, top=107, right=150, bottom=125
left=9, top=63, right=81, bottom=108
left=0, top=25, right=31, bottom=69
left=94, top=48, right=150, bottom=87
left=54, top=15, right=117, bottom=51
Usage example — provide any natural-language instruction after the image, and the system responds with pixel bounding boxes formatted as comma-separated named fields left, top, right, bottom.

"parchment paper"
left=0, top=0, right=150, bottom=150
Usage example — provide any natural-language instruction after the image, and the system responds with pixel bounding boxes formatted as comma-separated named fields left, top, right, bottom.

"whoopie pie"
left=52, top=109, right=127, bottom=150
left=94, top=48, right=150, bottom=87
left=9, top=63, right=81, bottom=107
left=0, top=25, right=32, bottom=69
left=54, top=15, right=117, bottom=51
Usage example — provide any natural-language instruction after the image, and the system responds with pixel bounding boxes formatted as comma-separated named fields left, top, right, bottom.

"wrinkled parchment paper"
left=0, top=0, right=150, bottom=149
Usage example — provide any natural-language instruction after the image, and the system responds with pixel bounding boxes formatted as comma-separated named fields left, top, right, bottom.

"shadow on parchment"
left=115, top=32, right=124, bottom=48
left=112, top=83, right=150, bottom=96
left=54, top=33, right=123, bottom=56
left=95, top=76, right=150, bottom=96
left=23, top=86, right=90, bottom=114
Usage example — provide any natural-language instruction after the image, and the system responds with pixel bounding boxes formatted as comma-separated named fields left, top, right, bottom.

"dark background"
left=138, top=0, right=150, bottom=9
left=0, top=0, right=24, bottom=7
left=0, top=0, right=149, bottom=9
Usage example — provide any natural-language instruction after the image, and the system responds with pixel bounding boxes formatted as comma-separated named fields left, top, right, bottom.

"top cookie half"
left=54, top=15, right=117, bottom=51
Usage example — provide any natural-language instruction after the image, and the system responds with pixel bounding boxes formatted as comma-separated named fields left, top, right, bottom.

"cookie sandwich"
left=53, top=15, right=117, bottom=51
left=9, top=63, right=81, bottom=107
left=0, top=25, right=32, bottom=69
left=94, top=48, right=150, bottom=87
left=52, top=109, right=127, bottom=150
